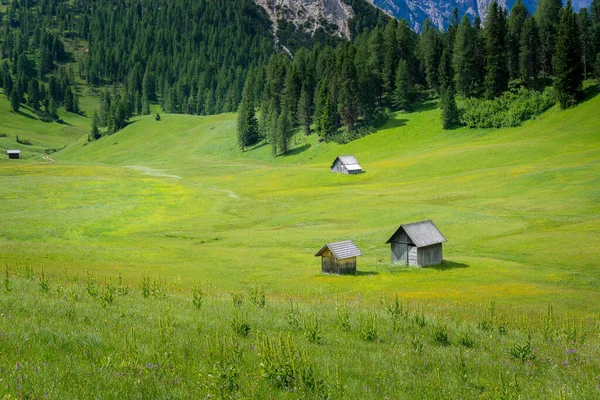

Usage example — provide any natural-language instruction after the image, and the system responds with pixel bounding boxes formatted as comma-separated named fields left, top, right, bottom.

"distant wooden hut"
left=315, top=240, right=362, bottom=274
left=385, top=220, right=447, bottom=267
left=331, top=156, right=362, bottom=174
left=6, top=150, right=20, bottom=159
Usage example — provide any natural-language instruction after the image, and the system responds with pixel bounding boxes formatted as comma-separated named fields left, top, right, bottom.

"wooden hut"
left=6, top=150, right=20, bottom=159
left=315, top=240, right=362, bottom=274
left=385, top=220, right=446, bottom=267
left=331, top=155, right=362, bottom=174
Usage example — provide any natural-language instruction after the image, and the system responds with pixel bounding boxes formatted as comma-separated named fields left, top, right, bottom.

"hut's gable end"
left=389, top=228, right=413, bottom=245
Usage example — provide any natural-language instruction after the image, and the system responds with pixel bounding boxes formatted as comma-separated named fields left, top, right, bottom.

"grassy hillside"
left=1, top=90, right=600, bottom=315
left=0, top=89, right=96, bottom=159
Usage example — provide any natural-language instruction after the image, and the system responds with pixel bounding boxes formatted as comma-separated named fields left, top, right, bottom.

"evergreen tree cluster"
left=237, top=18, right=422, bottom=155
left=240, top=0, right=599, bottom=148
left=0, top=0, right=276, bottom=128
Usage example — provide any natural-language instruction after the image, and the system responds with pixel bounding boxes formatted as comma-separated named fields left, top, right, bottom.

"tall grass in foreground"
left=1, top=268, right=599, bottom=399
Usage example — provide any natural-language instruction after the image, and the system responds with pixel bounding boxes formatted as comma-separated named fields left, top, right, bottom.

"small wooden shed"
left=6, top=150, right=20, bottom=159
left=331, top=155, right=362, bottom=174
left=315, top=240, right=362, bottom=275
left=386, top=220, right=447, bottom=267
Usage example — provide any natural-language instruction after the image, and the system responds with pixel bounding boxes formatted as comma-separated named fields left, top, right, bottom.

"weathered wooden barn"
left=315, top=240, right=363, bottom=275
left=6, top=150, right=20, bottom=159
left=331, top=155, right=362, bottom=174
left=385, top=220, right=447, bottom=267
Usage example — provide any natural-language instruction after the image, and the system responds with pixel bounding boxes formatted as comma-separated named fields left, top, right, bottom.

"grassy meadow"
left=1, top=85, right=600, bottom=397
left=2, top=88, right=600, bottom=313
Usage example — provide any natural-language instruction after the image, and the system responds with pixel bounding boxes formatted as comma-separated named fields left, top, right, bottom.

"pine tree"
left=577, top=8, right=594, bottom=80
left=236, top=99, right=259, bottom=151
left=536, top=0, right=563, bottom=76
left=314, top=78, right=336, bottom=139
left=382, top=19, right=399, bottom=104
left=267, top=100, right=279, bottom=157
left=64, top=89, right=74, bottom=112
left=520, top=17, right=541, bottom=89
left=440, top=83, right=458, bottom=129
left=393, top=59, right=413, bottom=110
left=297, top=85, right=312, bottom=135
left=507, top=0, right=529, bottom=79
left=277, top=106, right=293, bottom=155
left=337, top=48, right=359, bottom=130
left=90, top=111, right=101, bottom=140
left=554, top=0, right=583, bottom=108
left=484, top=1, right=509, bottom=99
left=10, top=87, right=20, bottom=112
left=453, top=15, right=479, bottom=97
left=419, top=20, right=442, bottom=93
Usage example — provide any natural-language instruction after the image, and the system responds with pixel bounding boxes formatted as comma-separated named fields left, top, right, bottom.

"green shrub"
left=458, top=86, right=557, bottom=128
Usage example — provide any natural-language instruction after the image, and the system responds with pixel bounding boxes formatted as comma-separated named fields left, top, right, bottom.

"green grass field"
left=1, top=87, right=600, bottom=398
left=1, top=88, right=600, bottom=316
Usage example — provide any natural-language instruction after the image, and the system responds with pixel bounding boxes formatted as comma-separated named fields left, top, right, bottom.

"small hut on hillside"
left=385, top=220, right=446, bottom=267
left=6, top=150, right=20, bottom=159
left=315, top=240, right=362, bottom=274
left=331, top=156, right=362, bottom=174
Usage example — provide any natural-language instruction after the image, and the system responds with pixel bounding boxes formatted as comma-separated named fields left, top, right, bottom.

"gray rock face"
left=255, top=0, right=355, bottom=40
left=368, top=0, right=591, bottom=31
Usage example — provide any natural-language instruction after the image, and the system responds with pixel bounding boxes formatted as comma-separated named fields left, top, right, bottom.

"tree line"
left=237, top=0, right=600, bottom=154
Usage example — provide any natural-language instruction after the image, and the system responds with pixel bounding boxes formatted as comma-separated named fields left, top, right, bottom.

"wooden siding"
left=390, top=233, right=442, bottom=267
left=417, top=243, right=443, bottom=266
left=321, top=248, right=356, bottom=274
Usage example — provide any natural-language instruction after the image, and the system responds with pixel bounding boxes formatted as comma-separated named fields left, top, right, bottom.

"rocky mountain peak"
left=255, top=0, right=355, bottom=41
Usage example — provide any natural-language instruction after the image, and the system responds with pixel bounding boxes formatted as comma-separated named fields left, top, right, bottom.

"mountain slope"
left=370, top=0, right=592, bottom=31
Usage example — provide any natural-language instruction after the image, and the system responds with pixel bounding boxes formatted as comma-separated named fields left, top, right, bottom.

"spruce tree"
left=382, top=19, right=399, bottom=104
left=10, top=88, right=20, bottom=112
left=90, top=111, right=101, bottom=140
left=393, top=59, right=412, bottom=110
left=484, top=1, right=509, bottom=99
left=419, top=20, right=442, bottom=94
left=520, top=17, right=541, bottom=89
left=554, top=0, right=583, bottom=108
left=297, top=85, right=312, bottom=135
left=440, top=84, right=458, bottom=129
left=577, top=8, right=593, bottom=79
left=507, top=0, right=529, bottom=80
left=314, top=78, right=336, bottom=139
left=277, top=106, right=293, bottom=155
left=267, top=100, right=279, bottom=157
left=453, top=15, right=479, bottom=97
left=536, top=0, right=563, bottom=76
left=338, top=50, right=359, bottom=130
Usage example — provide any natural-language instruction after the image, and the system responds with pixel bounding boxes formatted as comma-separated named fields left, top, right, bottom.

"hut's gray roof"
left=6, top=150, right=20, bottom=154
left=332, top=155, right=362, bottom=171
left=315, top=240, right=363, bottom=259
left=386, top=220, right=447, bottom=247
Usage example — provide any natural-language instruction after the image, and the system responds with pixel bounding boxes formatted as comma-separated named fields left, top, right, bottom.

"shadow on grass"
left=429, top=260, right=469, bottom=271
left=247, top=141, right=268, bottom=151
left=284, top=143, right=311, bottom=156
left=15, top=109, right=38, bottom=120
left=381, top=118, right=408, bottom=130
left=578, top=84, right=599, bottom=105
left=354, top=270, right=379, bottom=276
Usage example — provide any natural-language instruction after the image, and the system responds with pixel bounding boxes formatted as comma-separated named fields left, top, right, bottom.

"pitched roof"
left=331, top=155, right=362, bottom=170
left=315, top=240, right=363, bottom=259
left=385, top=220, right=447, bottom=247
